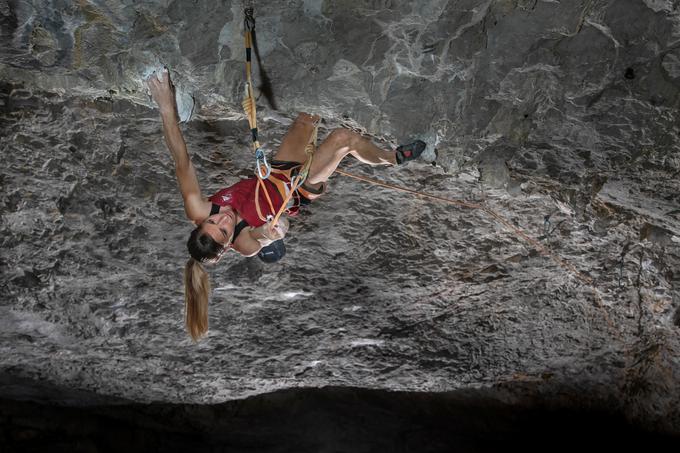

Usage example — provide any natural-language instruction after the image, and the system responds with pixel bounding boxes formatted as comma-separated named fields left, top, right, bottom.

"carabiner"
left=255, top=147, right=271, bottom=179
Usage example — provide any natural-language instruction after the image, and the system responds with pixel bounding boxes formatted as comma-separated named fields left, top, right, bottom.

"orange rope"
left=335, top=168, right=624, bottom=337
left=334, top=169, right=594, bottom=286
left=255, top=176, right=276, bottom=221
left=334, top=169, right=481, bottom=210
left=333, top=172, right=656, bottom=390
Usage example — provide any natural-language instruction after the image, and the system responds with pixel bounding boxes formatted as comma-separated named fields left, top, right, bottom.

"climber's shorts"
left=267, top=160, right=326, bottom=214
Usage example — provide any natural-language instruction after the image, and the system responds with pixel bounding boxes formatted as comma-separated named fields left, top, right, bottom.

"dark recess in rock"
left=1, top=385, right=679, bottom=453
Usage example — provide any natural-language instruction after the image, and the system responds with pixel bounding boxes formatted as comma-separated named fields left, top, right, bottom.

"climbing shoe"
left=395, top=140, right=426, bottom=165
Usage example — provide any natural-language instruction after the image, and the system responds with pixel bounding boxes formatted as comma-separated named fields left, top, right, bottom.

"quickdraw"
left=242, top=7, right=317, bottom=225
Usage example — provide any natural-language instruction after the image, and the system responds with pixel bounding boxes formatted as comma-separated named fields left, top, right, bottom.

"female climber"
left=147, top=67, right=425, bottom=340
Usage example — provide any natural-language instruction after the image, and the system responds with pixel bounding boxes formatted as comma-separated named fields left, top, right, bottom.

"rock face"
left=1, top=0, right=680, bottom=441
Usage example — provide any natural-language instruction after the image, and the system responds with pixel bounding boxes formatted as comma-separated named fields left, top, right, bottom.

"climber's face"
left=201, top=210, right=236, bottom=246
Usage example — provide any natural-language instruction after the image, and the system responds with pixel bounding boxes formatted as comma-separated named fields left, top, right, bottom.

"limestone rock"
left=1, top=0, right=680, bottom=444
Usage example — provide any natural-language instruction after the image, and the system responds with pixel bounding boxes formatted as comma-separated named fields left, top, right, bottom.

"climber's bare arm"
left=232, top=218, right=290, bottom=257
left=232, top=227, right=267, bottom=257
left=147, top=69, right=210, bottom=222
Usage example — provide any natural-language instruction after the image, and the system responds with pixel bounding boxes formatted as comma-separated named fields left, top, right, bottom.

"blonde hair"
left=184, top=258, right=210, bottom=341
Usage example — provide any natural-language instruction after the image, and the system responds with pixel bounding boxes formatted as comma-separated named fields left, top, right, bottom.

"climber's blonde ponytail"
left=184, top=257, right=210, bottom=341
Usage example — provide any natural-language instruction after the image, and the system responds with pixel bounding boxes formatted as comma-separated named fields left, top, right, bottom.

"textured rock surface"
left=1, top=0, right=680, bottom=438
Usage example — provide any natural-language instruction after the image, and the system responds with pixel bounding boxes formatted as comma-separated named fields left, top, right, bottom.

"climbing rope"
left=335, top=169, right=595, bottom=286
left=335, top=168, right=626, bottom=340
left=236, top=2, right=641, bottom=388
left=342, top=168, right=658, bottom=396
left=241, top=6, right=610, bottom=329
left=240, top=16, right=635, bottom=397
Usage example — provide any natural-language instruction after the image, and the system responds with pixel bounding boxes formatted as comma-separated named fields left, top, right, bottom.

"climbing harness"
left=242, top=7, right=318, bottom=226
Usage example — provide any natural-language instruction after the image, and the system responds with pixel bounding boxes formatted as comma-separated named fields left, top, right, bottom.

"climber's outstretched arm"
left=147, top=69, right=209, bottom=222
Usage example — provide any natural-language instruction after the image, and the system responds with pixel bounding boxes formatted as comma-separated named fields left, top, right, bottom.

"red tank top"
left=208, top=177, right=285, bottom=227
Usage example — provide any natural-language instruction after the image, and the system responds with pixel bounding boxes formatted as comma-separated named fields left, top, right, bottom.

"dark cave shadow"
left=0, top=377, right=678, bottom=453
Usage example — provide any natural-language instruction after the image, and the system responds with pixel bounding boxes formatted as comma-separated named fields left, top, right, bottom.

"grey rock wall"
left=1, top=0, right=680, bottom=436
